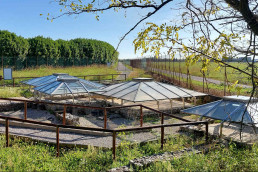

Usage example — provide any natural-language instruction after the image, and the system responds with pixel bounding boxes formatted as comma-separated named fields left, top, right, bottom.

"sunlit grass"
left=0, top=87, right=23, bottom=98
left=0, top=65, right=120, bottom=94
left=0, top=134, right=204, bottom=171
left=0, top=134, right=257, bottom=171
left=151, top=62, right=254, bottom=85
left=0, top=65, right=118, bottom=77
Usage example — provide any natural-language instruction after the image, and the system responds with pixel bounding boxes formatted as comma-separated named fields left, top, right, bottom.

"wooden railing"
left=0, top=98, right=209, bottom=159
left=0, top=74, right=127, bottom=87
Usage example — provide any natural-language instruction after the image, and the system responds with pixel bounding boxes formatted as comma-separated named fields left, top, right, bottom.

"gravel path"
left=0, top=124, right=159, bottom=148
left=152, top=68, right=252, bottom=89
left=0, top=108, right=160, bottom=148
left=0, top=100, right=186, bottom=148
left=116, top=62, right=132, bottom=80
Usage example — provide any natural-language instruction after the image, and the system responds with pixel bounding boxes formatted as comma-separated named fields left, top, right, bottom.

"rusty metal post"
left=6, top=118, right=9, bottom=147
left=24, top=102, right=27, bottom=120
left=161, top=113, right=164, bottom=149
left=124, top=74, right=127, bottom=81
left=140, top=106, right=143, bottom=127
left=205, top=122, right=209, bottom=143
left=112, top=131, right=116, bottom=160
left=63, top=105, right=66, bottom=125
left=56, top=126, right=60, bottom=157
left=84, top=76, right=86, bottom=80
left=99, top=75, right=101, bottom=83
left=104, top=108, right=107, bottom=129
left=112, top=74, right=114, bottom=82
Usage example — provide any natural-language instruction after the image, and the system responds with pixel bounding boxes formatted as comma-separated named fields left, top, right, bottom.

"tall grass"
left=153, top=62, right=253, bottom=85
left=142, top=143, right=258, bottom=171
left=0, top=87, right=24, bottom=98
left=0, top=65, right=119, bottom=98
left=0, top=134, right=204, bottom=171
left=0, top=65, right=119, bottom=77
left=0, top=134, right=257, bottom=171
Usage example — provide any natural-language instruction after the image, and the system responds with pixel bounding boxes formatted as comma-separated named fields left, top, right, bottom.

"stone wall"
left=0, top=102, right=24, bottom=112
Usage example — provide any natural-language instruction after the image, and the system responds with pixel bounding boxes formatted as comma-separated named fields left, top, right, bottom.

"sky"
left=0, top=0, right=177, bottom=59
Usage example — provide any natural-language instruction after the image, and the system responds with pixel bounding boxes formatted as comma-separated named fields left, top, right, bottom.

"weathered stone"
left=0, top=102, right=23, bottom=112
left=56, top=113, right=80, bottom=126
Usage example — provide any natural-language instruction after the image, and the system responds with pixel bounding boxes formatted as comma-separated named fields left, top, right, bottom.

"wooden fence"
left=0, top=98, right=209, bottom=159
left=0, top=74, right=127, bottom=87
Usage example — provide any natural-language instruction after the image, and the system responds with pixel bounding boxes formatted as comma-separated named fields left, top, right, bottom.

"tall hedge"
left=0, top=30, right=118, bottom=69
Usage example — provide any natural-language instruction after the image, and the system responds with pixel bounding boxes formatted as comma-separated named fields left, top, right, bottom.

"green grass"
left=140, top=143, right=258, bottom=172
left=151, top=62, right=254, bottom=85
left=152, top=66, right=252, bottom=96
left=0, top=87, right=33, bottom=98
left=0, top=65, right=119, bottom=85
left=0, top=64, right=118, bottom=77
left=0, top=134, right=257, bottom=171
left=123, top=64, right=152, bottom=81
left=190, top=79, right=252, bottom=95
left=0, top=134, right=204, bottom=171
left=0, top=65, right=119, bottom=98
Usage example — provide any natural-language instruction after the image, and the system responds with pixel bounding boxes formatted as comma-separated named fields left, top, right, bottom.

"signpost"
left=3, top=68, right=12, bottom=80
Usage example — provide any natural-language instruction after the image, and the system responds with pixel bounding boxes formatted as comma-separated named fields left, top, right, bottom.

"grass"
left=153, top=68, right=252, bottom=96
left=0, top=134, right=257, bottom=171
left=141, top=143, right=258, bottom=172
left=0, top=65, right=119, bottom=86
left=0, top=87, right=33, bottom=98
left=190, top=78, right=252, bottom=95
left=124, top=64, right=152, bottom=81
left=0, top=65, right=119, bottom=77
left=0, top=134, right=204, bottom=171
left=0, top=65, right=119, bottom=98
left=152, top=62, right=254, bottom=85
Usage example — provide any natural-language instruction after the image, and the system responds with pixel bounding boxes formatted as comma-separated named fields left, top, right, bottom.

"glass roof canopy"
left=182, top=96, right=258, bottom=126
left=22, top=73, right=104, bottom=95
left=95, top=78, right=206, bottom=102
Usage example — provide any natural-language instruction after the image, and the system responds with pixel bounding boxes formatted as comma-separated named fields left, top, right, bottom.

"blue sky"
left=0, top=0, right=176, bottom=59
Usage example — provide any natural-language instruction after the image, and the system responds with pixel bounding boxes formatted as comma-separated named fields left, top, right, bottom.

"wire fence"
left=121, top=55, right=252, bottom=96
left=0, top=56, right=114, bottom=70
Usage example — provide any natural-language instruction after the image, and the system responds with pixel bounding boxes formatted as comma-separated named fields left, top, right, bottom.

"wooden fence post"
left=205, top=122, right=209, bottom=143
left=161, top=113, right=164, bottom=149
left=13, top=78, right=15, bottom=87
left=140, top=106, right=143, bottom=127
left=56, top=126, right=60, bottom=157
left=104, top=108, right=107, bottom=129
left=6, top=118, right=9, bottom=147
left=24, top=102, right=27, bottom=120
left=112, top=131, right=116, bottom=160
left=63, top=105, right=66, bottom=125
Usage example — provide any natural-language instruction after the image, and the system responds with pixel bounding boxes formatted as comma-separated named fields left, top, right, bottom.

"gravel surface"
left=0, top=99, right=188, bottom=148
left=116, top=62, right=131, bottom=80
left=0, top=124, right=158, bottom=148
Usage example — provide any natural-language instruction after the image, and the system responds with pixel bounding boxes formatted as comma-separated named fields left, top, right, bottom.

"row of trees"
left=0, top=30, right=119, bottom=69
